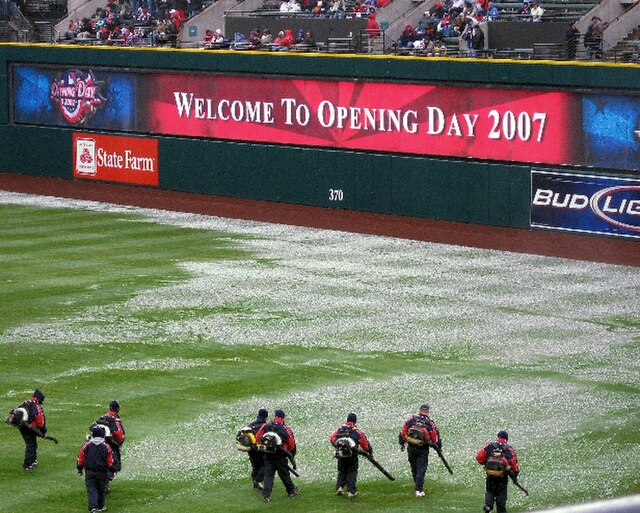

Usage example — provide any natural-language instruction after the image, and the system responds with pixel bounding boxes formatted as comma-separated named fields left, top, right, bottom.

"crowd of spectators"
left=60, top=0, right=203, bottom=45
left=201, top=6, right=384, bottom=51
left=270, top=0, right=392, bottom=18
left=202, top=26, right=321, bottom=51
left=391, top=0, right=494, bottom=56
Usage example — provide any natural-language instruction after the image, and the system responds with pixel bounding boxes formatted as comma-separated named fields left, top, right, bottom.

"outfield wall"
left=1, top=44, right=639, bottom=239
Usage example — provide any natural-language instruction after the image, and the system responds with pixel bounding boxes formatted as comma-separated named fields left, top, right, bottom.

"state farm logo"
left=50, top=70, right=106, bottom=124
left=73, top=133, right=159, bottom=186
left=533, top=186, right=640, bottom=233
left=97, top=147, right=156, bottom=172
left=75, top=138, right=97, bottom=175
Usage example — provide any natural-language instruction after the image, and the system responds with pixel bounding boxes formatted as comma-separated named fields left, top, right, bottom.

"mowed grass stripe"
left=0, top=204, right=248, bottom=333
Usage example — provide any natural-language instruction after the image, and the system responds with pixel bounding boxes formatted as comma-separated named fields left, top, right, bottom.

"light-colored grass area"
left=0, top=191, right=639, bottom=513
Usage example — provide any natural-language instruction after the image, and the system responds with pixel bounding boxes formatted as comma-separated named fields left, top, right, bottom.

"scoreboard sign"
left=11, top=64, right=640, bottom=172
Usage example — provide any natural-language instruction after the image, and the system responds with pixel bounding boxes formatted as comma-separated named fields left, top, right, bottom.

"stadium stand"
left=1, top=0, right=640, bottom=61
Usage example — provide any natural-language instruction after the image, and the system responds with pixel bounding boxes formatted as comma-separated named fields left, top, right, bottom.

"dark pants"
left=407, top=445, right=429, bottom=492
left=336, top=456, right=359, bottom=493
left=262, top=453, right=295, bottom=499
left=484, top=476, right=509, bottom=513
left=85, top=470, right=109, bottom=511
left=108, top=443, right=121, bottom=474
left=19, top=426, right=38, bottom=468
left=249, top=450, right=265, bottom=485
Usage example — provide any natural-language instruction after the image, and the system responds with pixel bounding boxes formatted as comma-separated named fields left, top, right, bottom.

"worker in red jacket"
left=329, top=412, right=372, bottom=498
left=254, top=410, right=298, bottom=503
left=399, top=403, right=441, bottom=497
left=13, top=389, right=47, bottom=470
left=476, top=430, right=520, bottom=513
left=77, top=425, right=114, bottom=513
left=103, top=400, right=125, bottom=477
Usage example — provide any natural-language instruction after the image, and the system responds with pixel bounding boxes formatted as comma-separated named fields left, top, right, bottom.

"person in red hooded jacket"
left=13, top=389, right=47, bottom=470
left=476, top=430, right=520, bottom=513
left=366, top=13, right=381, bottom=37
left=279, top=29, right=295, bottom=49
left=255, top=409, right=298, bottom=502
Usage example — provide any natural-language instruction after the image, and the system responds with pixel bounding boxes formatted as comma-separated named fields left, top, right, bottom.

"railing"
left=8, top=1, right=35, bottom=41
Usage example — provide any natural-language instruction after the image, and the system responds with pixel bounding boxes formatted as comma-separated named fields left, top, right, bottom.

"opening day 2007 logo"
left=50, top=70, right=106, bottom=124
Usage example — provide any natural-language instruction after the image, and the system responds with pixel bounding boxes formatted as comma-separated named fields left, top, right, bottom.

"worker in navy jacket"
left=15, top=389, right=47, bottom=470
left=399, top=403, right=441, bottom=497
left=247, top=408, right=269, bottom=489
left=254, top=410, right=298, bottom=502
left=329, top=412, right=372, bottom=498
left=103, top=400, right=125, bottom=476
left=77, top=425, right=114, bottom=513
left=476, top=430, right=520, bottom=513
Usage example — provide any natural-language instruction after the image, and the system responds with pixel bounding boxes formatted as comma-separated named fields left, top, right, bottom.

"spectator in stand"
left=63, top=19, right=80, bottom=40
left=187, top=0, right=201, bottom=17
left=432, top=2, right=445, bottom=19
left=213, top=28, right=226, bottom=43
left=585, top=15, right=604, bottom=59
left=471, top=0, right=486, bottom=20
left=438, top=15, right=455, bottom=37
left=471, top=22, right=484, bottom=55
left=328, top=0, right=345, bottom=18
left=486, top=2, right=499, bottom=20
left=304, top=30, right=316, bottom=46
left=313, top=0, right=326, bottom=15
left=118, top=0, right=132, bottom=19
left=281, top=0, right=301, bottom=12
left=398, top=23, right=417, bottom=48
left=261, top=28, right=273, bottom=45
left=565, top=19, right=579, bottom=60
left=295, top=28, right=305, bottom=43
left=151, top=21, right=168, bottom=45
left=202, top=28, right=214, bottom=45
left=135, top=7, right=151, bottom=23
left=449, top=0, right=465, bottom=18
left=273, top=30, right=285, bottom=45
left=98, top=26, right=110, bottom=41
left=517, top=1, right=530, bottom=21
left=279, top=28, right=295, bottom=49
left=366, top=12, right=381, bottom=37
left=352, top=0, right=365, bottom=17
left=127, top=26, right=145, bottom=44
left=530, top=1, right=543, bottom=21
left=248, top=27, right=262, bottom=47
left=462, top=1, right=474, bottom=17
left=460, top=16, right=478, bottom=56
left=363, top=0, right=376, bottom=14
left=433, top=36, right=447, bottom=55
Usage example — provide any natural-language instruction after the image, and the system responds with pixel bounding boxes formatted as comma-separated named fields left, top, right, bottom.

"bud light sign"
left=531, top=171, right=640, bottom=239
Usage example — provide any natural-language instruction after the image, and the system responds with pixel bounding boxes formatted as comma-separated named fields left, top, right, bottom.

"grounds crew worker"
left=77, top=425, right=114, bottom=513
left=329, top=412, right=372, bottom=498
left=14, top=389, right=47, bottom=470
left=103, top=400, right=125, bottom=477
left=476, top=430, right=520, bottom=513
left=255, top=409, right=299, bottom=503
left=399, top=403, right=441, bottom=497
left=246, top=408, right=269, bottom=489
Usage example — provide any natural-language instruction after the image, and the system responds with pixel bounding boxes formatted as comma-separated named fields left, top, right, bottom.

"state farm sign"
left=73, top=133, right=159, bottom=186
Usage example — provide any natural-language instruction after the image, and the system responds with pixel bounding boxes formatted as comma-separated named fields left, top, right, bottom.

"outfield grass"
left=1, top=193, right=639, bottom=513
